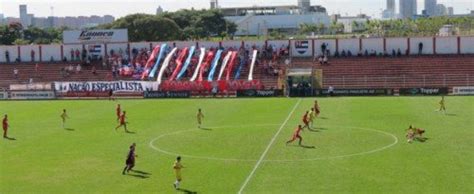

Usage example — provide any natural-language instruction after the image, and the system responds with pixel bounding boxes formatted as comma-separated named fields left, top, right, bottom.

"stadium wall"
left=0, top=36, right=473, bottom=63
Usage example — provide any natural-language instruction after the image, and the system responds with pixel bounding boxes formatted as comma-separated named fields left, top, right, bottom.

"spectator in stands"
left=5, top=50, right=10, bottom=63
left=15, top=57, right=21, bottom=62
left=31, top=50, right=35, bottom=62
left=13, top=68, right=18, bottom=79
left=341, top=50, right=346, bottom=57
left=364, top=50, right=369, bottom=57
left=118, top=48, right=124, bottom=56
left=273, top=67, right=279, bottom=76
left=397, top=48, right=402, bottom=57
left=76, top=64, right=82, bottom=73
left=321, top=43, right=327, bottom=55
left=75, top=49, right=80, bottom=61
left=68, top=64, right=74, bottom=73
left=92, top=66, right=97, bottom=75
left=347, top=50, right=353, bottom=57
left=82, top=48, right=87, bottom=61
left=112, top=65, right=117, bottom=79
left=35, top=63, right=40, bottom=77
left=211, top=85, right=218, bottom=97
left=60, top=68, right=67, bottom=78
left=328, top=86, right=334, bottom=96
left=323, top=55, right=329, bottom=65
left=392, top=49, right=396, bottom=57
left=318, top=56, right=323, bottom=65
left=418, top=42, right=423, bottom=55
left=70, top=49, right=74, bottom=61
left=358, top=49, right=363, bottom=57
left=29, top=78, right=33, bottom=84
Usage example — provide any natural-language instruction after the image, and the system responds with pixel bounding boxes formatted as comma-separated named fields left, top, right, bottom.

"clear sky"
left=0, top=0, right=472, bottom=18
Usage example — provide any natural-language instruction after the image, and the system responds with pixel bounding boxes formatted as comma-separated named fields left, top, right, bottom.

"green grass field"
left=1, top=97, right=473, bottom=194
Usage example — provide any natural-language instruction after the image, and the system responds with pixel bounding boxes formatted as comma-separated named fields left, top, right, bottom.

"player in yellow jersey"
left=309, top=108, right=316, bottom=128
left=60, top=109, right=69, bottom=129
left=197, top=108, right=204, bottom=128
left=173, top=156, right=184, bottom=190
left=438, top=96, right=446, bottom=114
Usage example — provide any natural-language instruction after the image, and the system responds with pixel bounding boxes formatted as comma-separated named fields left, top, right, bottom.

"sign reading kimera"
left=63, top=29, right=128, bottom=44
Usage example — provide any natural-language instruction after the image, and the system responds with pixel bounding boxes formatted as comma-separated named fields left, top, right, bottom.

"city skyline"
left=1, top=0, right=472, bottom=19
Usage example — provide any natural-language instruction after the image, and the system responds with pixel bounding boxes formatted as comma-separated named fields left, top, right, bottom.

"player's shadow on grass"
left=288, top=144, right=316, bottom=149
left=126, top=173, right=149, bottom=179
left=199, top=127, right=212, bottom=131
left=4, top=137, right=16, bottom=141
left=64, top=128, right=75, bottom=131
left=177, top=188, right=197, bottom=194
left=319, top=117, right=329, bottom=120
left=416, top=137, right=429, bottom=142
left=125, top=131, right=136, bottom=134
left=130, top=169, right=151, bottom=175
left=445, top=113, right=457, bottom=116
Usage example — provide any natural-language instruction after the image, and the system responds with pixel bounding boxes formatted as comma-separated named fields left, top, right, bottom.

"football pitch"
left=1, top=97, right=473, bottom=193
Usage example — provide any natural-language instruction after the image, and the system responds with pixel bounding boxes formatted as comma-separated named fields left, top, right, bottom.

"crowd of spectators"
left=105, top=43, right=289, bottom=81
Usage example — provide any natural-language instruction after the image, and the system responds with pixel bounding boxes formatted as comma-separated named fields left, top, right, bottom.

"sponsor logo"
left=10, top=91, right=55, bottom=99
left=453, top=87, right=474, bottom=95
left=237, top=90, right=283, bottom=97
left=0, top=92, right=7, bottom=99
left=55, top=81, right=157, bottom=92
left=79, top=30, right=114, bottom=42
left=144, top=91, right=190, bottom=98
left=312, top=89, right=393, bottom=96
left=295, top=40, right=309, bottom=55
left=400, top=88, right=448, bottom=95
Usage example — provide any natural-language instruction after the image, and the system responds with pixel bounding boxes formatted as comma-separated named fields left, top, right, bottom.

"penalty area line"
left=237, top=98, right=302, bottom=194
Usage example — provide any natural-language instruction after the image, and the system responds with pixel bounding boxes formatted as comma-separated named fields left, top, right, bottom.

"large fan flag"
left=225, top=51, right=238, bottom=81
left=217, top=51, right=233, bottom=81
left=189, top=48, right=206, bottom=82
left=207, top=49, right=223, bottom=81
left=148, top=43, right=168, bottom=78
left=157, top=47, right=178, bottom=84
left=168, top=47, right=189, bottom=81
left=248, top=50, right=258, bottom=81
left=176, top=46, right=196, bottom=80
left=197, top=51, right=216, bottom=82
left=141, top=45, right=161, bottom=80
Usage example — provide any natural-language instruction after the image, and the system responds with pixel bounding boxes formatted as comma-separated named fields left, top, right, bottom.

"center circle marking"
left=148, top=124, right=398, bottom=162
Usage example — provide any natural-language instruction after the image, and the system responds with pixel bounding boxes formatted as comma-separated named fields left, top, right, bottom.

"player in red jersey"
left=314, top=100, right=320, bottom=117
left=116, top=104, right=121, bottom=122
left=286, top=125, right=304, bottom=146
left=302, top=111, right=310, bottom=129
left=115, top=111, right=130, bottom=132
left=2, top=114, right=9, bottom=138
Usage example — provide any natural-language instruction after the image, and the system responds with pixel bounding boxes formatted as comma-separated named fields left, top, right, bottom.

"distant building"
left=221, top=0, right=330, bottom=36
left=210, top=0, right=218, bottom=9
left=19, top=4, right=30, bottom=28
left=32, top=17, right=49, bottom=28
left=382, top=0, right=396, bottom=19
left=439, top=25, right=455, bottom=36
left=297, top=0, right=311, bottom=13
left=0, top=13, right=4, bottom=25
left=424, top=0, right=437, bottom=16
left=436, top=4, right=448, bottom=16
left=399, top=0, right=417, bottom=19
left=332, top=14, right=370, bottom=33
left=156, top=6, right=164, bottom=15
left=27, top=14, right=34, bottom=27
left=448, top=7, right=454, bottom=16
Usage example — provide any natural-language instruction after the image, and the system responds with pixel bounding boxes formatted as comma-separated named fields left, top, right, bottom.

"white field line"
left=237, top=99, right=302, bottom=194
